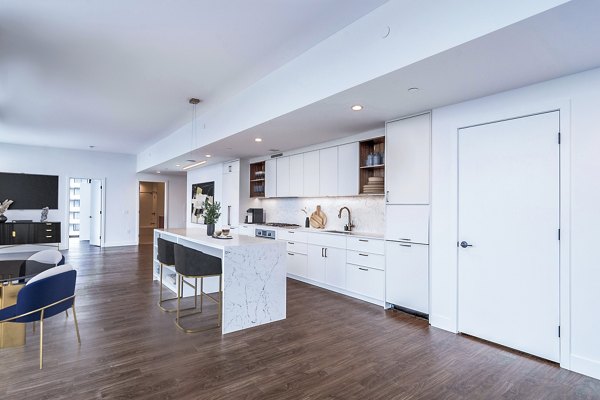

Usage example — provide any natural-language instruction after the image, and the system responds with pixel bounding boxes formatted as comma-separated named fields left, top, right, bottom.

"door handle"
left=227, top=206, right=231, bottom=226
left=460, top=241, right=472, bottom=248
left=385, top=191, right=390, bottom=203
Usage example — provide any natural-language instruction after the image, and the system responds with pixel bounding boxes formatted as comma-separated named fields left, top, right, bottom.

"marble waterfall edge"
left=222, top=241, right=286, bottom=334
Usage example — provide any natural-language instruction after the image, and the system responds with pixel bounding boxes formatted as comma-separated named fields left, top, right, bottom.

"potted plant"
left=202, top=198, right=221, bottom=236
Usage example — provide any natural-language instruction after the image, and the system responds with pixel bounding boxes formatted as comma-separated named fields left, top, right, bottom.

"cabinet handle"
left=358, top=239, right=368, bottom=242
left=288, top=252, right=294, bottom=256
left=358, top=253, right=368, bottom=257
left=12, top=231, right=16, bottom=238
left=227, top=206, right=231, bottom=226
left=46, top=229, right=53, bottom=232
left=288, top=242, right=294, bottom=245
left=321, top=248, right=324, bottom=257
left=399, top=238, right=411, bottom=241
left=358, top=267, right=368, bottom=271
left=288, top=231, right=294, bottom=234
left=324, top=248, right=328, bottom=258
left=45, top=235, right=53, bottom=238
left=386, top=191, right=389, bottom=203
left=399, top=244, right=412, bottom=247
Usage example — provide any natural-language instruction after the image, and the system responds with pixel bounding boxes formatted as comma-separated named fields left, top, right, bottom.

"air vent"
left=270, top=153, right=283, bottom=158
left=186, top=159, right=196, bottom=162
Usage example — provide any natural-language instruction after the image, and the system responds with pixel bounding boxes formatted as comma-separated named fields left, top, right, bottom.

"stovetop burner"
left=264, top=222, right=301, bottom=228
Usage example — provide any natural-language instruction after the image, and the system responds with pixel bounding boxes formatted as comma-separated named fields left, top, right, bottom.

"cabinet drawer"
left=286, top=241, right=307, bottom=255
left=287, top=252, right=307, bottom=278
left=346, top=236, right=384, bottom=255
left=307, top=232, right=346, bottom=248
left=385, top=205, right=429, bottom=244
left=346, top=264, right=384, bottom=301
left=347, top=250, right=385, bottom=271
left=278, top=229, right=307, bottom=242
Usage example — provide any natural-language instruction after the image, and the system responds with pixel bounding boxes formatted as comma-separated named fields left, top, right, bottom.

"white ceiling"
left=0, top=0, right=388, bottom=153
left=149, top=0, right=600, bottom=174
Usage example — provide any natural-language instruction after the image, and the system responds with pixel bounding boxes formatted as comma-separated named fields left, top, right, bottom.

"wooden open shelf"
left=359, top=137, right=385, bottom=195
left=250, top=161, right=266, bottom=198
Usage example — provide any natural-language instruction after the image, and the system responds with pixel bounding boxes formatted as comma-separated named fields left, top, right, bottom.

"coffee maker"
left=245, top=208, right=265, bottom=224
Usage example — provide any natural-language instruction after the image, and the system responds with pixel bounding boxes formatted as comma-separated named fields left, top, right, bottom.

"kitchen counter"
left=239, top=224, right=384, bottom=240
left=154, top=228, right=286, bottom=334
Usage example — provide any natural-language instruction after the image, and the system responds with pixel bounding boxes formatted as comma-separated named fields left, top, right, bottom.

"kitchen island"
left=153, top=228, right=286, bottom=334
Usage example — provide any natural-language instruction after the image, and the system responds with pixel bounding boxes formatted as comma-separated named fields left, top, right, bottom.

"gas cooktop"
left=264, top=222, right=301, bottom=228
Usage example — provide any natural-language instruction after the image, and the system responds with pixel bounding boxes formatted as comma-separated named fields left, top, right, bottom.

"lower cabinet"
left=287, top=252, right=307, bottom=278
left=346, top=264, right=384, bottom=301
left=385, top=241, right=429, bottom=314
left=307, top=244, right=346, bottom=288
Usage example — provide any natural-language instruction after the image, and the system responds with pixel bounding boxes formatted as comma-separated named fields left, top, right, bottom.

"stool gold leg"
left=194, top=278, right=198, bottom=309
left=157, top=263, right=178, bottom=312
left=39, top=310, right=45, bottom=369
left=200, top=277, right=204, bottom=312
left=72, top=304, right=81, bottom=344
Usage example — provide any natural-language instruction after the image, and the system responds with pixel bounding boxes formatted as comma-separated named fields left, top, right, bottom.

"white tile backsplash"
left=258, top=196, right=385, bottom=234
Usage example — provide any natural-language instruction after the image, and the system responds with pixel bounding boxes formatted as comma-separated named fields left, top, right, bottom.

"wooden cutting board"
left=310, top=205, right=327, bottom=229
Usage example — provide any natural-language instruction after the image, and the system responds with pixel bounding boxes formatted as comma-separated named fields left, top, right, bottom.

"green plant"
left=202, top=198, right=221, bottom=224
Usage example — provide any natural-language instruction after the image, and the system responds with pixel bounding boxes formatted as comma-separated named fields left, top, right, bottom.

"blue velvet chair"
left=0, top=268, right=81, bottom=369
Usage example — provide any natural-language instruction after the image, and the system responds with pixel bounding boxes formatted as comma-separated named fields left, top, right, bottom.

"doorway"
left=457, top=111, right=560, bottom=362
left=139, top=181, right=165, bottom=245
left=68, top=178, right=104, bottom=248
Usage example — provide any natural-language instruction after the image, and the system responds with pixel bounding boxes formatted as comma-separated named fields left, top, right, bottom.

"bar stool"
left=157, top=238, right=178, bottom=312
left=173, top=243, right=222, bottom=333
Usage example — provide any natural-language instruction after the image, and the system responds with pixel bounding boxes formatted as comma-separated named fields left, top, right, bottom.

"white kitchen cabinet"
left=385, top=113, right=431, bottom=204
left=265, top=159, right=277, bottom=198
left=307, top=243, right=346, bottom=288
left=287, top=252, right=307, bottom=278
left=346, top=236, right=385, bottom=255
left=319, top=147, right=338, bottom=196
left=303, top=150, right=320, bottom=197
left=307, top=244, right=326, bottom=282
left=347, top=250, right=385, bottom=271
left=385, top=205, right=429, bottom=244
left=221, top=160, right=240, bottom=227
left=385, top=241, right=429, bottom=314
left=289, top=154, right=304, bottom=197
left=346, top=264, right=384, bottom=301
left=337, top=142, right=359, bottom=196
left=276, top=156, right=290, bottom=197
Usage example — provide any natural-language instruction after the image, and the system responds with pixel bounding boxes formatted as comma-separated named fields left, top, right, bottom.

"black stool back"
left=174, top=244, right=222, bottom=277
left=157, top=238, right=175, bottom=266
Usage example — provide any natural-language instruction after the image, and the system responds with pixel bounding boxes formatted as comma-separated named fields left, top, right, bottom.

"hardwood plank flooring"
left=0, top=242, right=598, bottom=399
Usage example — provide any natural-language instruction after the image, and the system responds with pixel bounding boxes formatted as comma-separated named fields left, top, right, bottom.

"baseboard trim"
left=103, top=241, right=138, bottom=248
left=287, top=274, right=385, bottom=307
left=571, top=354, right=600, bottom=380
left=429, top=313, right=457, bottom=333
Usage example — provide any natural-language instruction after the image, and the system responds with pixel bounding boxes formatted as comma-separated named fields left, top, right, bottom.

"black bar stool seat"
left=173, top=243, right=223, bottom=333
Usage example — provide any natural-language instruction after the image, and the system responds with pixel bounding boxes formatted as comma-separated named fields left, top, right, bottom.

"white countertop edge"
left=238, top=224, right=384, bottom=240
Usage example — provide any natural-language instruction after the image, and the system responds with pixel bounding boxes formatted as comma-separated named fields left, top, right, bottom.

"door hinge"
left=558, top=326, right=561, bottom=338
left=558, top=132, right=561, bottom=144
left=558, top=229, right=561, bottom=240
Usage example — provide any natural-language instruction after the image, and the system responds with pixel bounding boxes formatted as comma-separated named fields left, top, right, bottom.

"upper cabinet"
left=385, top=113, right=431, bottom=205
left=265, top=159, right=277, bottom=198
left=319, top=147, right=338, bottom=197
left=337, top=142, right=359, bottom=196
left=289, top=154, right=304, bottom=197
left=303, top=151, right=320, bottom=197
left=276, top=156, right=290, bottom=197
left=249, top=161, right=265, bottom=198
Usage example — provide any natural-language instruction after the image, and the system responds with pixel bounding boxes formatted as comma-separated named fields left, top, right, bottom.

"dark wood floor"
left=1, top=243, right=599, bottom=399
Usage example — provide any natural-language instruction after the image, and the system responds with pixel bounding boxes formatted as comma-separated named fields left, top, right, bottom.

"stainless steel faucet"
left=338, top=207, right=355, bottom=231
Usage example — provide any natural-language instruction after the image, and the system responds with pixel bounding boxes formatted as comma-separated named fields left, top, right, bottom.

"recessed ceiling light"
left=156, top=171, right=161, bottom=174
left=408, top=87, right=419, bottom=93
left=182, top=160, right=207, bottom=170
left=205, top=154, right=211, bottom=158
left=175, top=164, right=181, bottom=167
left=89, top=145, right=95, bottom=149
left=255, top=138, right=263, bottom=142
left=351, top=105, right=363, bottom=111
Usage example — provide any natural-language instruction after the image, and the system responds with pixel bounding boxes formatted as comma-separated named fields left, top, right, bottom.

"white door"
left=319, top=147, right=338, bottom=196
left=385, top=113, right=430, bottom=204
left=89, top=179, right=103, bottom=247
left=458, top=111, right=560, bottom=362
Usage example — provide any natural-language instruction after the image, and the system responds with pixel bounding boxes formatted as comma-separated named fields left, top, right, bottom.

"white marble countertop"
left=238, top=224, right=384, bottom=240
left=157, top=228, right=281, bottom=250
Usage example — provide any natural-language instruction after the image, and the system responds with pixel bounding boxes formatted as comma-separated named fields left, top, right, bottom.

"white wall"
left=0, top=143, right=138, bottom=248
left=430, top=66, right=600, bottom=379
left=138, top=0, right=567, bottom=171
left=186, top=164, right=223, bottom=230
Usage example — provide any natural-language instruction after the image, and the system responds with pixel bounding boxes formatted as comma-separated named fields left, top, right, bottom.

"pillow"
left=28, top=249, right=63, bottom=265
left=26, top=264, right=73, bottom=285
